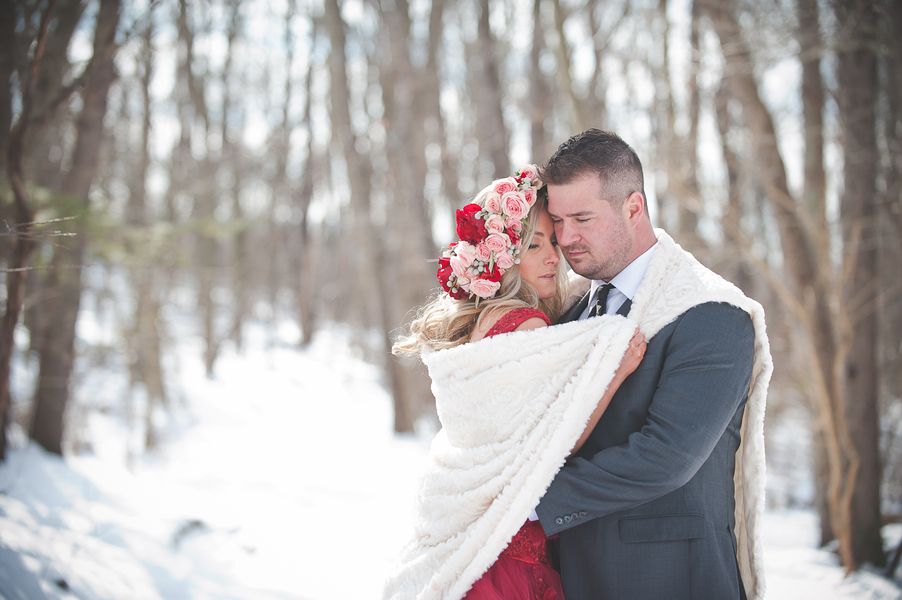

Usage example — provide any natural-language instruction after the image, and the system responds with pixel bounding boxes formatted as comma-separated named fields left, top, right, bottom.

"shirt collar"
left=589, top=241, right=659, bottom=301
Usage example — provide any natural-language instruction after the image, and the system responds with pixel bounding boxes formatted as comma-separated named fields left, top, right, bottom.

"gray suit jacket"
left=536, top=294, right=755, bottom=600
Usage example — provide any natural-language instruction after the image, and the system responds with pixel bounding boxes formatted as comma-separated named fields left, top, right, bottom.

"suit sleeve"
left=536, top=302, right=755, bottom=535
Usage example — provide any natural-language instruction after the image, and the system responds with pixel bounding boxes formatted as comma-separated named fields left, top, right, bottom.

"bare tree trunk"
left=835, top=0, right=884, bottom=569
left=31, top=0, right=121, bottom=455
left=25, top=0, right=86, bottom=190
left=266, top=0, right=296, bottom=342
left=378, top=0, right=437, bottom=432
left=424, top=0, right=460, bottom=220
left=713, top=81, right=752, bottom=292
left=797, top=0, right=833, bottom=546
left=0, top=2, right=15, bottom=177
left=879, top=0, right=902, bottom=499
left=530, top=0, right=553, bottom=162
left=681, top=0, right=702, bottom=250
left=656, top=0, right=702, bottom=252
left=125, top=13, right=166, bottom=453
left=551, top=0, right=587, bottom=132
left=291, top=20, right=317, bottom=348
left=324, top=0, right=416, bottom=432
left=293, top=86, right=316, bottom=347
left=885, top=0, right=902, bottom=242
left=703, top=0, right=856, bottom=568
left=177, top=0, right=220, bottom=376
left=476, top=0, right=510, bottom=177
left=220, top=0, right=250, bottom=352
left=651, top=0, right=676, bottom=232
left=18, top=1, right=85, bottom=361
left=0, top=2, right=54, bottom=461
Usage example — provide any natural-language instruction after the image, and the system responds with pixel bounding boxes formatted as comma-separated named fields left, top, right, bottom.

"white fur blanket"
left=383, top=229, right=772, bottom=600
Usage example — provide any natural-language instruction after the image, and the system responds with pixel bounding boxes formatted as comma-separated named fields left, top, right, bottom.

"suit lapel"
left=558, top=291, right=591, bottom=324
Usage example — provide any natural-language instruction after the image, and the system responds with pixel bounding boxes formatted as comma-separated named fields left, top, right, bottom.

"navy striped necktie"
left=592, top=283, right=615, bottom=317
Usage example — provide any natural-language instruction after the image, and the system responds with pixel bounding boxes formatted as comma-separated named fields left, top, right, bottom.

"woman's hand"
left=613, top=330, right=647, bottom=382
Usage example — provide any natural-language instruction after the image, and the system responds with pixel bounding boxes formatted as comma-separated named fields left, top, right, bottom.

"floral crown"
left=437, top=164, right=543, bottom=300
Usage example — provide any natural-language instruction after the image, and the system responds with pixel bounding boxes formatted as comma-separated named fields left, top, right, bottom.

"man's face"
left=547, top=174, right=633, bottom=281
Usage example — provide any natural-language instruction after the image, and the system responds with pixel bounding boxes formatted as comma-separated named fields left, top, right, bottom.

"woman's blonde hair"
left=393, top=188, right=568, bottom=356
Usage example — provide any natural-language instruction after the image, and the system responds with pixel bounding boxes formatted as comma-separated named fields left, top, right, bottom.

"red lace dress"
left=463, top=307, right=565, bottom=600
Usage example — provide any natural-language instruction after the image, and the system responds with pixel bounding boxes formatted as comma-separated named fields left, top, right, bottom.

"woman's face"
left=518, top=210, right=561, bottom=300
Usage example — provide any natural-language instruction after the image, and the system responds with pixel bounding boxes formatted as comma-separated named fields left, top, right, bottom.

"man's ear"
left=625, top=191, right=645, bottom=221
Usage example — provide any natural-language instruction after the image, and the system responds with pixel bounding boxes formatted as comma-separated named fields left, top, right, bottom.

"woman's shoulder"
left=482, top=307, right=551, bottom=338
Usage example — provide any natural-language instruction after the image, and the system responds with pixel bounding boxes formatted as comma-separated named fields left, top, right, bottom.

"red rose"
left=456, top=203, right=485, bottom=243
left=437, top=257, right=467, bottom=300
left=437, top=257, right=453, bottom=289
left=480, top=263, right=503, bottom=283
left=506, top=226, right=520, bottom=245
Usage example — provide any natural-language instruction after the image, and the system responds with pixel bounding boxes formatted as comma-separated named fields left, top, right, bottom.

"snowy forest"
left=0, top=0, right=901, bottom=597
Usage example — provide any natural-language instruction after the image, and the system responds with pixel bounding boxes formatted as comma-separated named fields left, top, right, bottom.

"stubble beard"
left=566, top=218, right=632, bottom=281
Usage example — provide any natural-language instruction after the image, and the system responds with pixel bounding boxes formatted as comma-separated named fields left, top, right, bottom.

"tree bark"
left=703, top=0, right=855, bottom=568
left=125, top=11, right=166, bottom=452
left=529, top=0, right=553, bottom=163
left=324, top=0, right=417, bottom=432
left=681, top=0, right=702, bottom=250
left=377, top=0, right=436, bottom=432
left=476, top=0, right=510, bottom=177
left=177, top=0, right=220, bottom=375
left=0, top=1, right=16, bottom=177
left=423, top=0, right=460, bottom=226
left=878, top=0, right=902, bottom=505
left=551, top=0, right=587, bottom=132
left=796, top=0, right=833, bottom=546
left=31, top=0, right=121, bottom=455
left=25, top=0, right=86, bottom=190
left=220, top=0, right=249, bottom=351
left=713, top=81, right=752, bottom=293
left=293, top=48, right=316, bottom=347
left=0, top=1, right=55, bottom=461
left=835, top=0, right=884, bottom=569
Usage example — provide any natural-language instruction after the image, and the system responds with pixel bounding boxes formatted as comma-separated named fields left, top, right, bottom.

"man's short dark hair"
left=541, top=129, right=645, bottom=207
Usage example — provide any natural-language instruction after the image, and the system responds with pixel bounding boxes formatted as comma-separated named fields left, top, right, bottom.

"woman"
left=389, top=166, right=646, bottom=599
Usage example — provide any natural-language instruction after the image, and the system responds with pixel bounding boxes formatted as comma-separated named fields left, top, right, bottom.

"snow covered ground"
left=1, top=323, right=900, bottom=599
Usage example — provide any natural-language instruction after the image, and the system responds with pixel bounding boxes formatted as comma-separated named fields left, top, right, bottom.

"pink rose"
left=505, top=217, right=523, bottom=233
left=518, top=164, right=539, bottom=183
left=457, top=275, right=471, bottom=292
left=484, top=192, right=503, bottom=214
left=485, top=232, right=511, bottom=254
left=501, top=192, right=528, bottom=220
left=476, top=242, right=492, bottom=261
left=450, top=255, right=469, bottom=277
left=455, top=241, right=477, bottom=264
left=495, top=252, right=515, bottom=270
left=522, top=187, right=537, bottom=207
left=484, top=214, right=506, bottom=234
left=493, top=178, right=518, bottom=196
left=469, top=278, right=501, bottom=299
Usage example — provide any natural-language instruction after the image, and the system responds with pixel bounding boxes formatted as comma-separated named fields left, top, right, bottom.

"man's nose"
left=556, top=221, right=578, bottom=246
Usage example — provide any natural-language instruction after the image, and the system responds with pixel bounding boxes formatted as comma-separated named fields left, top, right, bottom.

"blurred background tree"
left=0, top=0, right=899, bottom=575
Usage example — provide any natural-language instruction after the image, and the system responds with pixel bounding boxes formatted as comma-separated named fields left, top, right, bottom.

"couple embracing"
left=385, top=129, right=773, bottom=600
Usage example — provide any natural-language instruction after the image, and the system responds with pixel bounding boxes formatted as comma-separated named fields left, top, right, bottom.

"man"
left=535, top=129, right=758, bottom=599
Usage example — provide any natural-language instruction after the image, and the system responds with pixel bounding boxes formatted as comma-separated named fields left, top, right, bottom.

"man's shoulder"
left=673, top=302, right=754, bottom=339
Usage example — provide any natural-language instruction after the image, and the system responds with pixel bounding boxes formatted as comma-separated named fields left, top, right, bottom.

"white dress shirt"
left=578, top=242, right=659, bottom=320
